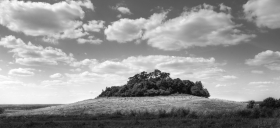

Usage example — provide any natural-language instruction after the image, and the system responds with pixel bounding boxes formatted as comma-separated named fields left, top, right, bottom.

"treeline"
left=98, top=69, right=210, bottom=98
left=247, top=97, right=280, bottom=109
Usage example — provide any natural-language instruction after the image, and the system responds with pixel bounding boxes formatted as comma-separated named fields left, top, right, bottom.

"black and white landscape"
left=0, top=0, right=280, bottom=127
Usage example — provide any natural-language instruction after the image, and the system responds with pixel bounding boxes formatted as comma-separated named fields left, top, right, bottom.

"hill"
left=5, top=95, right=245, bottom=116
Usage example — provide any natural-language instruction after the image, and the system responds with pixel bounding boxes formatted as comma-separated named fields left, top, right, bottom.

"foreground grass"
left=6, top=96, right=245, bottom=116
left=1, top=107, right=280, bottom=128
left=0, top=104, right=62, bottom=114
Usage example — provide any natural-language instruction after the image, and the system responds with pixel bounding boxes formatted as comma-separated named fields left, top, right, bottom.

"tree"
left=260, top=97, right=276, bottom=108
left=275, top=99, right=280, bottom=108
left=98, top=69, right=211, bottom=98
left=247, top=100, right=255, bottom=109
left=0, top=108, right=4, bottom=114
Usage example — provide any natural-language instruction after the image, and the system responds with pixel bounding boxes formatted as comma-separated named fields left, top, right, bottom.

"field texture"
left=5, top=95, right=245, bottom=116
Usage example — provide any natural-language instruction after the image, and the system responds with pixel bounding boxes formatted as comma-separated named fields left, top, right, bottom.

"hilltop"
left=99, top=69, right=210, bottom=98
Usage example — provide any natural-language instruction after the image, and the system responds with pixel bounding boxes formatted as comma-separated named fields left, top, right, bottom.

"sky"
left=0, top=0, right=280, bottom=104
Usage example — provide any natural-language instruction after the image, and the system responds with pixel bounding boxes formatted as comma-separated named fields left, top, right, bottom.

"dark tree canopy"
left=98, top=69, right=210, bottom=98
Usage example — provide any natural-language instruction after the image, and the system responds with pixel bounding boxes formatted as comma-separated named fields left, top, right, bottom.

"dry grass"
left=5, top=95, right=246, bottom=116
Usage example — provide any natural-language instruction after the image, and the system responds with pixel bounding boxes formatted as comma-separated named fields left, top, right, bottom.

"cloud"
left=0, top=0, right=94, bottom=41
left=251, top=70, right=264, bottom=74
left=50, top=73, right=63, bottom=79
left=71, top=58, right=98, bottom=67
left=117, top=7, right=132, bottom=15
left=83, top=20, right=105, bottom=32
left=217, top=75, right=238, bottom=81
left=8, top=68, right=35, bottom=77
left=89, top=55, right=225, bottom=80
left=0, top=74, right=31, bottom=89
left=246, top=50, right=280, bottom=71
left=77, top=36, right=103, bottom=44
left=0, top=36, right=76, bottom=66
left=243, top=0, right=280, bottom=29
left=219, top=3, right=231, bottom=12
left=248, top=81, right=274, bottom=85
left=105, top=18, right=147, bottom=43
left=215, top=84, right=227, bottom=87
left=41, top=71, right=127, bottom=87
left=105, top=4, right=255, bottom=51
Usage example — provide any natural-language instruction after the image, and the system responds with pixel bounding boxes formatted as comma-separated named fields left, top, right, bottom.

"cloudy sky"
left=0, top=0, right=280, bottom=104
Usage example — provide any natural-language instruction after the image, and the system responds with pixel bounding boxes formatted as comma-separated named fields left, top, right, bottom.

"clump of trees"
left=259, top=97, right=280, bottom=109
left=246, top=97, right=280, bottom=109
left=98, top=69, right=210, bottom=98
left=0, top=108, right=4, bottom=114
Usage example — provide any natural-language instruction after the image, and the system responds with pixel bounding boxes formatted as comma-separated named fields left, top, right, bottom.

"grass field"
left=1, top=95, right=279, bottom=128
left=4, top=95, right=245, bottom=116
left=0, top=104, right=62, bottom=114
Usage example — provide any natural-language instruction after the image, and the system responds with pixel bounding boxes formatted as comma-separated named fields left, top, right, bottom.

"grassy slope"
left=5, top=95, right=246, bottom=116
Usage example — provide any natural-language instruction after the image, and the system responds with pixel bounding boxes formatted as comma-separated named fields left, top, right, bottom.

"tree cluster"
left=0, top=108, right=4, bottom=114
left=98, top=69, right=210, bottom=98
left=259, top=97, right=280, bottom=109
left=247, top=97, right=280, bottom=109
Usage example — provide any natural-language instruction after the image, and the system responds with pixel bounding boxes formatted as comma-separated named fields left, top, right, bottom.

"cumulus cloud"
left=251, top=70, right=264, bottom=74
left=105, top=4, right=255, bottom=50
left=71, top=58, right=98, bottom=67
left=89, top=55, right=225, bottom=80
left=83, top=20, right=105, bottom=32
left=0, top=0, right=94, bottom=41
left=77, top=36, right=103, bottom=44
left=0, top=36, right=76, bottom=66
left=117, top=7, right=132, bottom=15
left=105, top=18, right=147, bottom=43
left=219, top=3, right=231, bottom=12
left=243, top=0, right=280, bottom=29
left=50, top=73, right=63, bottom=79
left=41, top=71, right=127, bottom=87
left=246, top=50, right=280, bottom=71
left=8, top=68, right=35, bottom=77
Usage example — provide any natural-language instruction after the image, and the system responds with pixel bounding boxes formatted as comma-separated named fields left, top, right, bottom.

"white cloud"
left=89, top=55, right=225, bottom=80
left=83, top=20, right=105, bottom=32
left=248, top=81, right=274, bottom=85
left=246, top=50, right=280, bottom=71
left=0, top=0, right=94, bottom=41
left=66, top=0, right=94, bottom=10
left=215, top=84, right=227, bottom=87
left=243, top=0, right=280, bottom=29
left=50, top=73, right=63, bottom=79
left=105, top=18, right=147, bottom=43
left=41, top=71, right=127, bottom=87
left=71, top=58, right=98, bottom=67
left=251, top=70, right=264, bottom=74
left=77, top=37, right=103, bottom=44
left=8, top=68, right=35, bottom=77
left=117, top=7, right=132, bottom=15
left=219, top=3, right=231, bottom=12
left=217, top=75, right=238, bottom=81
left=0, top=36, right=76, bottom=66
left=0, top=68, right=2, bottom=71
left=105, top=4, right=255, bottom=51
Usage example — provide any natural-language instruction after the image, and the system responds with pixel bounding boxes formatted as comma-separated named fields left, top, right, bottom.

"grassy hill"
left=5, top=95, right=245, bottom=116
